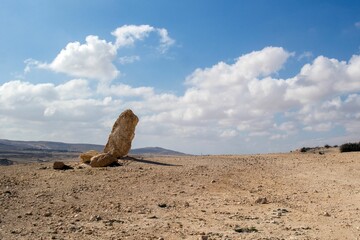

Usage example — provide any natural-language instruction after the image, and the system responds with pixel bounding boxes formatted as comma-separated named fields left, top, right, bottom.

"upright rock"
left=104, top=109, right=139, bottom=158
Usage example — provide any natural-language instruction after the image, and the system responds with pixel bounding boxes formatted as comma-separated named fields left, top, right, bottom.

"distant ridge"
left=0, top=139, right=187, bottom=156
left=0, top=139, right=104, bottom=152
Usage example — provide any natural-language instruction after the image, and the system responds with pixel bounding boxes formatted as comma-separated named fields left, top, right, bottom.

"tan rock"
left=104, top=109, right=139, bottom=158
left=53, top=161, right=65, bottom=170
left=90, top=153, right=117, bottom=167
left=79, top=150, right=100, bottom=163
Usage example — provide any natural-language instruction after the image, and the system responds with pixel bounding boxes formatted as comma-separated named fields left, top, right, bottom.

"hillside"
left=0, top=139, right=104, bottom=152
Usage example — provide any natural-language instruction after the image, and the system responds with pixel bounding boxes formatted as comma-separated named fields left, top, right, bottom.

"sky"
left=1, top=0, right=360, bottom=154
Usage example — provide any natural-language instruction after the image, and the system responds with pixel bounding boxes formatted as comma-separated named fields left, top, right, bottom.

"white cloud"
left=118, top=55, right=140, bottom=64
left=157, top=28, right=175, bottom=53
left=28, top=35, right=119, bottom=82
left=111, top=25, right=155, bottom=48
left=24, top=25, right=175, bottom=82
left=297, top=51, right=313, bottom=61
left=111, top=25, right=175, bottom=52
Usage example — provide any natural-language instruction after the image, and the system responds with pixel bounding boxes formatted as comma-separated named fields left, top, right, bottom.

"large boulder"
left=90, top=153, right=118, bottom=167
left=79, top=150, right=100, bottom=163
left=104, top=109, right=139, bottom=158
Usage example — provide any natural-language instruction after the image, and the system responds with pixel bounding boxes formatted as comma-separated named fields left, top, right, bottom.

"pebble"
left=89, top=215, right=102, bottom=221
left=255, top=197, right=268, bottom=204
left=323, top=211, right=331, bottom=217
left=158, top=203, right=167, bottom=208
left=44, top=212, right=52, bottom=217
left=25, top=211, right=33, bottom=216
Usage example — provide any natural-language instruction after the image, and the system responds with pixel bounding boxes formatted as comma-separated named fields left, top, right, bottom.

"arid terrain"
left=0, top=148, right=359, bottom=240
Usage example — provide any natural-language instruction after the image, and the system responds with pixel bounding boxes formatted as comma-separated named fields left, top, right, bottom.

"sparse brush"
left=339, top=142, right=360, bottom=153
left=300, top=147, right=310, bottom=153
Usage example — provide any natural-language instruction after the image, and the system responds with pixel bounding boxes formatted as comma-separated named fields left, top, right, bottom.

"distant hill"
left=130, top=147, right=187, bottom=156
left=0, top=139, right=104, bottom=152
left=0, top=139, right=187, bottom=156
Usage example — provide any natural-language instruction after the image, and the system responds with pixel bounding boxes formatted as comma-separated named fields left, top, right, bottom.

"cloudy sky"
left=1, top=1, right=360, bottom=154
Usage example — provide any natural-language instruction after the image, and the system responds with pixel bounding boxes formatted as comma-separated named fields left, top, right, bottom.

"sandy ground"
left=0, top=149, right=359, bottom=240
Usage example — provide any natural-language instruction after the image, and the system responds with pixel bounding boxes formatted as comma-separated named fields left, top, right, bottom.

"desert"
left=1, top=147, right=359, bottom=240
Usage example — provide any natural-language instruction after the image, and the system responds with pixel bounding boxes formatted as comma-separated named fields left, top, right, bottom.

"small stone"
left=323, top=211, right=331, bottom=217
left=158, top=203, right=167, bottom=208
left=255, top=197, right=268, bottom=204
left=53, top=162, right=72, bottom=170
left=53, top=162, right=65, bottom=170
left=200, top=235, right=208, bottom=240
left=44, top=212, right=52, bottom=217
left=25, top=211, right=33, bottom=216
left=89, top=215, right=102, bottom=221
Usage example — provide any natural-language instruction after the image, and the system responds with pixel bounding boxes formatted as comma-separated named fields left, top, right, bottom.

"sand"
left=0, top=148, right=359, bottom=239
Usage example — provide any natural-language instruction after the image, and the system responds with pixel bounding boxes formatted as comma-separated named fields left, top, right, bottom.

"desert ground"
left=0, top=148, right=359, bottom=240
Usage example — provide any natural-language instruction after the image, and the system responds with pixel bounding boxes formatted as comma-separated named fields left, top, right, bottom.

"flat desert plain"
left=0, top=148, right=359, bottom=240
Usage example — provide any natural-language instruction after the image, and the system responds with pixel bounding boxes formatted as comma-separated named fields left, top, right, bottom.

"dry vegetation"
left=0, top=147, right=360, bottom=239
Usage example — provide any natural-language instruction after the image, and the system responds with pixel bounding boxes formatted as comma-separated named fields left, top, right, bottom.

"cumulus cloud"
left=111, top=25, right=175, bottom=51
left=2, top=45, right=360, bottom=154
left=25, top=24, right=175, bottom=82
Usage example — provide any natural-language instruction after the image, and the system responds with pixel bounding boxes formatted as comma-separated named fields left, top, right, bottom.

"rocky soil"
left=0, top=149, right=359, bottom=239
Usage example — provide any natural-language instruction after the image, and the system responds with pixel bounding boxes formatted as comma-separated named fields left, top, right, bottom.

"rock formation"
left=79, top=150, right=100, bottom=163
left=90, top=153, right=118, bottom=167
left=103, top=109, right=139, bottom=158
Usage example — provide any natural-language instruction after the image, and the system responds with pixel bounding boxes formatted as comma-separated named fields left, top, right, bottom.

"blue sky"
left=1, top=1, right=360, bottom=154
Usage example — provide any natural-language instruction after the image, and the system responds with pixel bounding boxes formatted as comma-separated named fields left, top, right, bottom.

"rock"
left=53, top=162, right=66, bottom=170
left=90, top=153, right=118, bottom=167
left=53, top=162, right=72, bottom=170
left=44, top=211, right=52, bottom=217
left=323, top=211, right=331, bottom=217
left=104, top=109, right=139, bottom=158
left=255, top=197, right=268, bottom=204
left=79, top=150, right=100, bottom=163
left=89, top=215, right=102, bottom=221
left=158, top=203, right=167, bottom=208
left=0, top=158, right=14, bottom=166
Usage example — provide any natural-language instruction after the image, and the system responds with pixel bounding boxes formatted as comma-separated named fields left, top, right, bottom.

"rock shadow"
left=120, top=156, right=182, bottom=167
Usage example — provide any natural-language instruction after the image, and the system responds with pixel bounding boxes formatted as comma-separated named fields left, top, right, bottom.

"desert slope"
left=0, top=150, right=359, bottom=239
